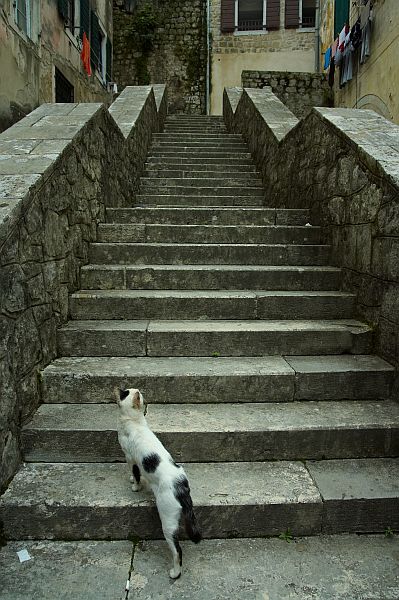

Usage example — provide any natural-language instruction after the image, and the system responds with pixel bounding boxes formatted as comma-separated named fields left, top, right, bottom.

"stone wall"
left=224, top=87, right=399, bottom=388
left=241, top=71, right=333, bottom=119
left=113, top=0, right=206, bottom=114
left=0, top=86, right=166, bottom=491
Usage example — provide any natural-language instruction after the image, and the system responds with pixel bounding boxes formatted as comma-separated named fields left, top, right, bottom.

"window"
left=66, top=0, right=75, bottom=33
left=14, top=0, right=31, bottom=37
left=300, top=0, right=316, bottom=28
left=237, top=0, right=264, bottom=31
left=55, top=68, right=75, bottom=103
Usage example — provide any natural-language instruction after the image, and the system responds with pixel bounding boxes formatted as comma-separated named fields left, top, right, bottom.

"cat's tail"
left=175, top=477, right=202, bottom=544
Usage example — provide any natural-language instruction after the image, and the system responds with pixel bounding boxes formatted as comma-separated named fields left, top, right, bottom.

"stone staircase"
left=1, top=115, right=398, bottom=541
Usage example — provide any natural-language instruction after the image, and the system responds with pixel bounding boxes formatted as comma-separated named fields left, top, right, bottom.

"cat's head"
left=116, top=388, right=147, bottom=417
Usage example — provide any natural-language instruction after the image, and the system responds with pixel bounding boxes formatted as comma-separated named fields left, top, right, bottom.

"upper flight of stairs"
left=1, top=115, right=398, bottom=541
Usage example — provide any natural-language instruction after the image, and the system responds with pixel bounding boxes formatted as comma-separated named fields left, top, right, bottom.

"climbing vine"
left=127, top=3, right=160, bottom=85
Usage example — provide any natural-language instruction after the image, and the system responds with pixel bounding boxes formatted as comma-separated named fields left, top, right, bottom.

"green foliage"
left=127, top=3, right=160, bottom=85
left=384, top=527, right=395, bottom=538
left=211, top=351, right=220, bottom=358
left=279, top=528, right=294, bottom=543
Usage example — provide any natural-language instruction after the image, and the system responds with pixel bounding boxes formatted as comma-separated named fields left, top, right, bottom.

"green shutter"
left=90, top=10, right=100, bottom=69
left=58, top=0, right=69, bottom=21
left=106, top=38, right=112, bottom=81
left=334, top=0, right=349, bottom=37
left=80, top=0, right=90, bottom=37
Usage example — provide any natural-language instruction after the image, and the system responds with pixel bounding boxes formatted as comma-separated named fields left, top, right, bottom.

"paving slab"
left=0, top=462, right=322, bottom=539
left=22, top=400, right=399, bottom=462
left=131, top=535, right=399, bottom=600
left=41, top=356, right=295, bottom=403
left=0, top=541, right=132, bottom=600
left=307, top=458, right=399, bottom=533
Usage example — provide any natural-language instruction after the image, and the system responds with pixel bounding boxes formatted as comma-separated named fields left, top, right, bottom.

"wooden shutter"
left=285, top=0, right=299, bottom=28
left=221, top=0, right=235, bottom=33
left=58, top=0, right=69, bottom=21
left=106, top=38, right=112, bottom=82
left=266, top=0, right=280, bottom=29
left=80, top=0, right=90, bottom=37
left=90, top=10, right=100, bottom=70
left=334, top=0, right=349, bottom=37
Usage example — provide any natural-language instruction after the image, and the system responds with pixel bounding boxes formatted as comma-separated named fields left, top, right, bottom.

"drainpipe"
left=315, top=0, right=320, bottom=72
left=206, top=0, right=211, bottom=115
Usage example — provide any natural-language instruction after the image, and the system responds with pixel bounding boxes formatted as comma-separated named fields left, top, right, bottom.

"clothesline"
left=323, top=0, right=373, bottom=88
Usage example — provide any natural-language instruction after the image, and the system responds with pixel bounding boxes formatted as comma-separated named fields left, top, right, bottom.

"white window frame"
left=64, top=1, right=81, bottom=48
left=94, top=20, right=108, bottom=85
left=234, top=0, right=268, bottom=36
left=14, top=0, right=32, bottom=38
left=298, top=0, right=316, bottom=31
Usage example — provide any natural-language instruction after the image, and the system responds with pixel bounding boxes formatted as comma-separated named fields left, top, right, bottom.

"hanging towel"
left=80, top=32, right=92, bottom=76
left=324, top=46, right=332, bottom=70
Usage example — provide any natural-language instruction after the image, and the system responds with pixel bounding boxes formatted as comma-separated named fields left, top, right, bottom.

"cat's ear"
left=119, top=389, right=129, bottom=401
left=132, top=390, right=141, bottom=409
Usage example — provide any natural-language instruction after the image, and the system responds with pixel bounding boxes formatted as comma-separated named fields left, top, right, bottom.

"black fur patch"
left=119, top=389, right=129, bottom=401
left=142, top=453, right=160, bottom=473
left=132, top=464, right=141, bottom=484
left=174, top=476, right=202, bottom=544
left=170, top=459, right=182, bottom=469
left=173, top=534, right=183, bottom=566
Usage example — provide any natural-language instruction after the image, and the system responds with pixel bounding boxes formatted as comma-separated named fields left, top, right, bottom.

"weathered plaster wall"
left=0, top=85, right=165, bottom=492
left=242, top=71, right=333, bottom=118
left=113, top=0, right=206, bottom=114
left=0, top=0, right=113, bottom=133
left=224, top=87, right=399, bottom=386
left=210, top=0, right=316, bottom=115
left=319, top=0, right=399, bottom=124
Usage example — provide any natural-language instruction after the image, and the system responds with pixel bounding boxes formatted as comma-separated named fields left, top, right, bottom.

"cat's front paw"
left=131, top=483, right=142, bottom=492
left=169, top=567, right=181, bottom=580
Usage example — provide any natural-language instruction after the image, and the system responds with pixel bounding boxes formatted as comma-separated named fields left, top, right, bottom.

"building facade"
left=210, top=0, right=318, bottom=114
left=0, top=0, right=114, bottom=132
left=319, top=0, right=399, bottom=123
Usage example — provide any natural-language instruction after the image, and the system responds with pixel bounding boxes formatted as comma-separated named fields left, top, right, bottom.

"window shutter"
left=58, top=0, right=69, bottom=21
left=285, top=0, right=299, bottom=28
left=80, top=0, right=90, bottom=37
left=334, top=0, right=349, bottom=37
left=221, top=0, right=235, bottom=33
left=90, top=10, right=100, bottom=70
left=266, top=0, right=280, bottom=30
left=106, top=38, right=112, bottom=82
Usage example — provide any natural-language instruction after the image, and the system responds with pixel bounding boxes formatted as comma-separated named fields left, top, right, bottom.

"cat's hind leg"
left=158, top=501, right=183, bottom=579
left=164, top=529, right=182, bottom=579
left=130, top=463, right=142, bottom=492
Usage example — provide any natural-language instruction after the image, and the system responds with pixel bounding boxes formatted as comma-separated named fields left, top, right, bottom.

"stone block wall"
left=113, top=0, right=206, bottom=114
left=241, top=71, right=333, bottom=119
left=224, top=87, right=399, bottom=386
left=0, top=86, right=166, bottom=491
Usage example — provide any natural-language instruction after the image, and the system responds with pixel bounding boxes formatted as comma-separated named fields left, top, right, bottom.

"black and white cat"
left=116, top=387, right=202, bottom=579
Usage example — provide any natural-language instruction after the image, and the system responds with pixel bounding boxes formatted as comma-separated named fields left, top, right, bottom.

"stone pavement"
left=0, top=535, right=398, bottom=599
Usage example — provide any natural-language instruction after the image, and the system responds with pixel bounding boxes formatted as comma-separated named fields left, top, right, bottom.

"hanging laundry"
left=80, top=32, right=92, bottom=76
left=360, top=0, right=371, bottom=29
left=331, top=38, right=339, bottom=58
left=338, top=25, right=349, bottom=52
left=328, top=54, right=336, bottom=88
left=324, top=46, right=332, bottom=71
left=360, top=2, right=373, bottom=64
left=350, top=19, right=362, bottom=50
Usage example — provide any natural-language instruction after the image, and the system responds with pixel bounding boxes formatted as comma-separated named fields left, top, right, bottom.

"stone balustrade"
left=0, top=86, right=166, bottom=490
left=224, top=87, right=399, bottom=388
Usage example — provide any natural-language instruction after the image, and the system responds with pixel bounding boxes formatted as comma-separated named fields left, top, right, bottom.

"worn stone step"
left=105, top=207, right=311, bottom=226
left=81, top=264, right=342, bottom=291
left=41, top=355, right=394, bottom=404
left=134, top=194, right=264, bottom=207
left=163, top=127, right=229, bottom=134
left=0, top=461, right=322, bottom=539
left=149, top=150, right=252, bottom=159
left=138, top=184, right=265, bottom=197
left=97, top=224, right=322, bottom=245
left=147, top=156, right=253, bottom=165
left=89, top=242, right=330, bottom=266
left=152, top=133, right=242, bottom=141
left=69, top=289, right=356, bottom=321
left=58, top=318, right=370, bottom=357
left=22, top=401, right=399, bottom=462
left=144, top=169, right=259, bottom=179
left=151, top=142, right=249, bottom=151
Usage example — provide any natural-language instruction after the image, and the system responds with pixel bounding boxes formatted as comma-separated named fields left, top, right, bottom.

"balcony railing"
left=238, top=19, right=264, bottom=31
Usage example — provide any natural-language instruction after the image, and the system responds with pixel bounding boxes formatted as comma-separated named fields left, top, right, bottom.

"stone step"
left=97, top=224, right=322, bottom=245
left=81, top=264, right=342, bottom=291
left=68, top=289, right=356, bottom=321
left=58, top=319, right=370, bottom=357
left=88, top=242, right=330, bottom=266
left=22, top=401, right=399, bottom=463
left=105, top=207, right=311, bottom=226
left=152, top=133, right=242, bottom=141
left=144, top=169, right=259, bottom=179
left=151, top=142, right=249, bottom=150
left=149, top=150, right=252, bottom=159
left=138, top=184, right=265, bottom=197
left=41, top=355, right=394, bottom=404
left=147, top=156, right=253, bottom=165
left=163, top=127, right=229, bottom=133
left=134, top=194, right=264, bottom=207
left=2, top=459, right=398, bottom=539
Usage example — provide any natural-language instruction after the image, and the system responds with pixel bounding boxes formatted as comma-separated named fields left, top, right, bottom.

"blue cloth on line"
left=324, top=46, right=332, bottom=70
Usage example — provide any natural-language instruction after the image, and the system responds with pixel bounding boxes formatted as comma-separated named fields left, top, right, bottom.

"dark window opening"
left=67, top=0, right=75, bottom=33
left=15, top=0, right=30, bottom=36
left=238, top=0, right=264, bottom=31
left=55, top=68, right=74, bottom=103
left=301, top=0, right=316, bottom=28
